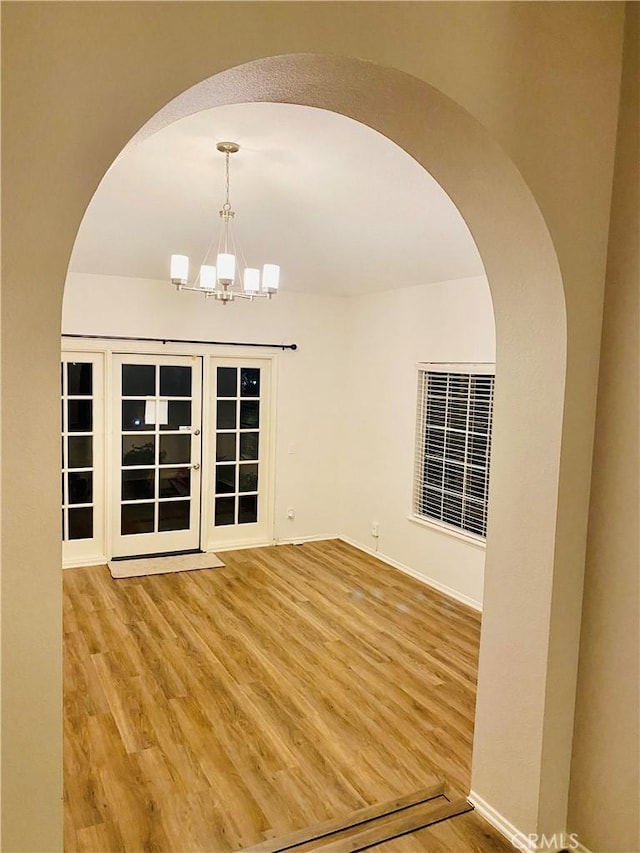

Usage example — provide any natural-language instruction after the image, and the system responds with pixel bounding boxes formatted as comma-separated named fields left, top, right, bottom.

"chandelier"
left=170, top=141, right=280, bottom=305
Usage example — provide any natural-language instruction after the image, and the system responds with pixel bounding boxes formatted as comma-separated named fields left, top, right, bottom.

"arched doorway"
left=116, top=54, right=570, bottom=838
left=4, top=50, right=585, bottom=849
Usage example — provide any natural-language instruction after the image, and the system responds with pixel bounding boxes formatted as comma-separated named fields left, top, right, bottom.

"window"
left=413, top=365, right=495, bottom=538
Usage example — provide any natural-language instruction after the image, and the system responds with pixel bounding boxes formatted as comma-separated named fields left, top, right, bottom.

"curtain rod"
left=62, top=333, right=297, bottom=351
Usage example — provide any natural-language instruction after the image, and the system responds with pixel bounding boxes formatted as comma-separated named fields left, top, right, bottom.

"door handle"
left=192, top=463, right=201, bottom=470
left=193, top=429, right=201, bottom=436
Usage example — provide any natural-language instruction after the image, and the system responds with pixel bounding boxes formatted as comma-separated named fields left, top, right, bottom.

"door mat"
left=108, top=552, right=225, bottom=579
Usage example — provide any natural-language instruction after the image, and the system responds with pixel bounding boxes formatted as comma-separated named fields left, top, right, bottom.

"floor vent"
left=238, top=783, right=473, bottom=853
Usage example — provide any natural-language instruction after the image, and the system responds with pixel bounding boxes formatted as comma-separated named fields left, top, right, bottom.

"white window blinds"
left=413, top=365, right=495, bottom=538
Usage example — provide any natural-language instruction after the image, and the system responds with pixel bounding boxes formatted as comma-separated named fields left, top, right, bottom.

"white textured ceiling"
left=69, top=102, right=484, bottom=295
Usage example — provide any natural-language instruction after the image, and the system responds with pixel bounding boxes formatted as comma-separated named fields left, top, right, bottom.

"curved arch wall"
left=1, top=5, right=627, bottom=850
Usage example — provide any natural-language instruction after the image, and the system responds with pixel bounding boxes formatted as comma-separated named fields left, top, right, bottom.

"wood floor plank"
left=64, top=539, right=488, bottom=852
left=238, top=783, right=446, bottom=852
left=369, top=809, right=515, bottom=852
left=311, top=798, right=473, bottom=853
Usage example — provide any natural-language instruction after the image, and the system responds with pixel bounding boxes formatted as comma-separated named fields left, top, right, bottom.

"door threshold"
left=110, top=548, right=204, bottom=562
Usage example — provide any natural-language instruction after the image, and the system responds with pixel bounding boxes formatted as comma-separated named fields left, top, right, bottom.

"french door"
left=111, top=354, right=202, bottom=557
left=204, top=357, right=272, bottom=550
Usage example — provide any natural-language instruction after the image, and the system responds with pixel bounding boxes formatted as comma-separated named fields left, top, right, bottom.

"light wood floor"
left=64, top=539, right=511, bottom=852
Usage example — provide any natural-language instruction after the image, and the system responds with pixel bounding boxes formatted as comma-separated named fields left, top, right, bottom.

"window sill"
left=407, top=514, right=487, bottom=549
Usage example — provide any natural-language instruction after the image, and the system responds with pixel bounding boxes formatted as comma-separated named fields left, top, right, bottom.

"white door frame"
left=111, top=352, right=203, bottom=558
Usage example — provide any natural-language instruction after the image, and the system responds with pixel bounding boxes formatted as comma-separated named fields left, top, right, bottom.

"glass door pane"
left=213, top=364, right=264, bottom=531
left=61, top=360, right=95, bottom=542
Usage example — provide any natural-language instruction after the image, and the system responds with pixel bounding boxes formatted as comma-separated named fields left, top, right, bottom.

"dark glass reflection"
left=68, top=507, right=93, bottom=540
left=239, top=432, right=259, bottom=461
left=217, top=367, right=237, bottom=397
left=214, top=497, right=235, bottom=526
left=238, top=495, right=258, bottom=524
left=121, top=503, right=154, bottom=535
left=159, top=468, right=190, bottom=498
left=215, top=465, right=236, bottom=494
left=160, top=366, right=192, bottom=398
left=67, top=362, right=92, bottom=396
left=240, top=400, right=259, bottom=429
left=160, top=400, right=191, bottom=430
left=122, top=468, right=155, bottom=500
left=68, top=400, right=92, bottom=432
left=240, top=368, right=260, bottom=397
left=68, top=436, right=93, bottom=468
left=216, top=400, right=236, bottom=430
left=122, top=364, right=155, bottom=396
left=122, top=436, right=155, bottom=466
left=122, top=400, right=147, bottom=431
left=68, top=471, right=93, bottom=504
left=216, top=433, right=236, bottom=462
left=238, top=463, right=258, bottom=493
left=159, top=434, right=191, bottom=464
left=159, top=500, right=190, bottom=531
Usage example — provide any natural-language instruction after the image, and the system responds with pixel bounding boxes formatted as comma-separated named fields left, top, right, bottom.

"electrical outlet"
left=371, top=522, right=380, bottom=537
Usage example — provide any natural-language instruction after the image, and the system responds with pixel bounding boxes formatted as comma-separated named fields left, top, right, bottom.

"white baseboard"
left=468, top=791, right=523, bottom=849
left=274, top=533, right=340, bottom=546
left=339, top=536, right=482, bottom=612
left=211, top=534, right=339, bottom=552
left=207, top=539, right=273, bottom=553
left=63, top=555, right=108, bottom=569
left=469, top=790, right=587, bottom=852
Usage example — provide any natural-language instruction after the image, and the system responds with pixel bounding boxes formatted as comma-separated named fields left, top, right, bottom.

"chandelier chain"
left=223, top=152, right=232, bottom=212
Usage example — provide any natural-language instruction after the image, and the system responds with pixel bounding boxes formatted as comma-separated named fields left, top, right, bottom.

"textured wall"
left=569, top=5, right=640, bottom=851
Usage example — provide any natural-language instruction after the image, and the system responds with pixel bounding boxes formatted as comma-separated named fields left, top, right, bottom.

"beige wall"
left=0, top=3, right=628, bottom=850
left=568, top=5, right=640, bottom=851
left=340, top=277, right=495, bottom=609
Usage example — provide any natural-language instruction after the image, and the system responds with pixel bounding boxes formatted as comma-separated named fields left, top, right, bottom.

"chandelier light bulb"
left=262, top=264, right=280, bottom=293
left=243, top=268, right=260, bottom=293
left=216, top=253, right=236, bottom=284
left=200, top=265, right=217, bottom=290
left=170, top=254, right=189, bottom=285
